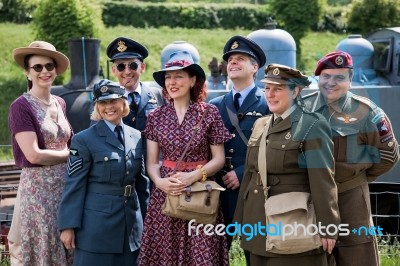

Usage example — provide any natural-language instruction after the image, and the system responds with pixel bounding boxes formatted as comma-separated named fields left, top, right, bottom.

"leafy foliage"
left=270, top=0, right=325, bottom=67
left=102, top=2, right=270, bottom=30
left=32, top=0, right=103, bottom=58
left=347, top=0, right=400, bottom=35
left=0, top=0, right=37, bottom=23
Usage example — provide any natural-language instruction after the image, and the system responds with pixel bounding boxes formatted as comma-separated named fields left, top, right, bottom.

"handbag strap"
left=258, top=116, right=273, bottom=197
left=173, top=105, right=210, bottom=173
left=225, top=105, right=248, bottom=145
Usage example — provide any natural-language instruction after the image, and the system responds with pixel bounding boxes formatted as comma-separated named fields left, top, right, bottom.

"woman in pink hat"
left=138, top=51, right=231, bottom=265
left=8, top=41, right=73, bottom=265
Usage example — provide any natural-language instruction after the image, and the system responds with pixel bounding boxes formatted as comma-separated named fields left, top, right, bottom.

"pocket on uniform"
left=333, top=127, right=360, bottom=163
left=269, top=140, right=301, bottom=171
left=93, top=152, right=121, bottom=181
left=84, top=194, right=113, bottom=214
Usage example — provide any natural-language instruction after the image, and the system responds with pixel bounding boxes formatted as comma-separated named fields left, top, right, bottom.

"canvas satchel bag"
left=257, top=116, right=322, bottom=254
left=162, top=180, right=225, bottom=224
left=161, top=105, right=225, bottom=224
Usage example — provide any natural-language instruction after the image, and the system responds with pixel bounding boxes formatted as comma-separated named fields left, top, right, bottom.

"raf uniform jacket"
left=303, top=91, right=399, bottom=245
left=123, top=83, right=164, bottom=132
left=209, top=86, right=269, bottom=219
left=58, top=120, right=149, bottom=254
left=234, top=106, right=340, bottom=258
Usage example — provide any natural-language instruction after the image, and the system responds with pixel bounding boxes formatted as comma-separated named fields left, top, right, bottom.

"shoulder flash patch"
left=375, top=115, right=393, bottom=143
left=70, top=149, right=79, bottom=156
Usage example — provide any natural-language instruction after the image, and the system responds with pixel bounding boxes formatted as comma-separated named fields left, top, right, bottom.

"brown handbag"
left=161, top=105, right=225, bottom=224
left=257, top=116, right=322, bottom=254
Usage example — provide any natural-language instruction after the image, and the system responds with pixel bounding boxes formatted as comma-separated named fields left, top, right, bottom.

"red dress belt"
left=162, top=160, right=208, bottom=170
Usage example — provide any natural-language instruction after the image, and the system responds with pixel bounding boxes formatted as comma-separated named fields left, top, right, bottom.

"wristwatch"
left=196, top=165, right=207, bottom=182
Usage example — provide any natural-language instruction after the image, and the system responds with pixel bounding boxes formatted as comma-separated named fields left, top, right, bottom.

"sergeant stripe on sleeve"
left=379, top=149, right=399, bottom=163
left=67, top=157, right=83, bottom=176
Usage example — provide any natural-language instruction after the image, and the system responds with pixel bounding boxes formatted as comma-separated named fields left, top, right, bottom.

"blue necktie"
left=234, top=93, right=241, bottom=112
left=129, top=92, right=139, bottom=112
left=115, top=126, right=124, bottom=146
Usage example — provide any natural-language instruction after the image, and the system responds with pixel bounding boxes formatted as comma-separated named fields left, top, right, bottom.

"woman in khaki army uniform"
left=234, top=64, right=340, bottom=266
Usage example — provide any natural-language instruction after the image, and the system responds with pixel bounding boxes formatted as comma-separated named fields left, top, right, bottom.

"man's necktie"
left=115, top=126, right=124, bottom=146
left=272, top=117, right=283, bottom=127
left=234, top=93, right=241, bottom=112
left=129, top=92, right=139, bottom=112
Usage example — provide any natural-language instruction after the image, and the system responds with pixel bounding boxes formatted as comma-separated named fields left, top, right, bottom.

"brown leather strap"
left=336, top=174, right=367, bottom=193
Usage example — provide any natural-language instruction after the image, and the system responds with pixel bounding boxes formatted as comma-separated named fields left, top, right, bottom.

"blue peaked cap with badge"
left=106, top=37, right=149, bottom=62
left=93, top=79, right=127, bottom=102
left=222, top=35, right=267, bottom=67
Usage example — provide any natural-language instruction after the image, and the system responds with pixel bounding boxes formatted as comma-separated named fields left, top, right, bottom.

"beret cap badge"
left=100, top=86, right=109, bottom=93
left=231, top=41, right=239, bottom=50
left=272, top=68, right=280, bottom=75
left=117, top=41, right=127, bottom=52
left=335, top=56, right=344, bottom=66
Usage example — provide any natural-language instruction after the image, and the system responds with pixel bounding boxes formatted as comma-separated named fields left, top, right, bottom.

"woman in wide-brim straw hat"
left=138, top=50, right=232, bottom=265
left=8, top=41, right=73, bottom=265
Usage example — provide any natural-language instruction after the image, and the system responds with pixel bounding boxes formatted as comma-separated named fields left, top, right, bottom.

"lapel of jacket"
left=137, top=83, right=157, bottom=114
left=222, top=91, right=235, bottom=129
left=123, top=125, right=139, bottom=156
left=96, top=120, right=124, bottom=151
left=239, top=86, right=261, bottom=114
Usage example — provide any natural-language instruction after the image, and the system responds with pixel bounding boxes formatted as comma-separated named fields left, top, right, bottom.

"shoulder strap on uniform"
left=226, top=105, right=248, bottom=145
left=352, top=94, right=378, bottom=109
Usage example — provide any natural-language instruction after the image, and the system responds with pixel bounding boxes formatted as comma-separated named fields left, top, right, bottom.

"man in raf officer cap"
left=106, top=37, right=164, bottom=133
left=209, top=35, right=270, bottom=259
left=303, top=50, right=399, bottom=266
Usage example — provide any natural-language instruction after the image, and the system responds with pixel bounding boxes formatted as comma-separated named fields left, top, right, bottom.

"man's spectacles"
left=116, top=62, right=139, bottom=72
left=29, top=63, right=56, bottom=72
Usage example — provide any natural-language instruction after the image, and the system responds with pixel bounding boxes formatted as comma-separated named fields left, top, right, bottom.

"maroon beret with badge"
left=315, top=50, right=353, bottom=76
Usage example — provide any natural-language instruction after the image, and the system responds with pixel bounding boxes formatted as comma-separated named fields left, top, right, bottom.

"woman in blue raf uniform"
left=58, top=79, right=149, bottom=266
left=234, top=64, right=340, bottom=266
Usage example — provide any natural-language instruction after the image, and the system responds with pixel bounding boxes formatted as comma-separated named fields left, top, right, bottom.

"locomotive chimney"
left=52, top=38, right=101, bottom=133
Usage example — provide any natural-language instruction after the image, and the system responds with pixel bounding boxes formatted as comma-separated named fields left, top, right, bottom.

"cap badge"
left=335, top=56, right=344, bottom=66
left=100, top=86, right=109, bottom=93
left=231, top=41, right=239, bottom=50
left=117, top=41, right=127, bottom=52
left=272, top=68, right=280, bottom=75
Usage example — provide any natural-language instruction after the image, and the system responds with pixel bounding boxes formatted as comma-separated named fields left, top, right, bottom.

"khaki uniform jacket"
left=234, top=106, right=340, bottom=257
left=303, top=91, right=399, bottom=246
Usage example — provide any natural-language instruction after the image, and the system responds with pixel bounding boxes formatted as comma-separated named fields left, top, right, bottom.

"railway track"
left=0, top=161, right=20, bottom=200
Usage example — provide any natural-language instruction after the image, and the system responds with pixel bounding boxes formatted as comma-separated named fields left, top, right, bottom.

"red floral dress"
left=139, top=102, right=231, bottom=266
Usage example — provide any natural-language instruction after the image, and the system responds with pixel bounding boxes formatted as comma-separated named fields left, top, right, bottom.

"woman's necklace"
left=28, top=91, right=54, bottom=106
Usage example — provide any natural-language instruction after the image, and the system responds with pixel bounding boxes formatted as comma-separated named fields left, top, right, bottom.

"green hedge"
left=102, top=2, right=271, bottom=29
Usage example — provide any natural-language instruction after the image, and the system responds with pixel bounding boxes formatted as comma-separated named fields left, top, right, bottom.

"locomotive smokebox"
left=52, top=39, right=101, bottom=133
left=247, top=18, right=296, bottom=88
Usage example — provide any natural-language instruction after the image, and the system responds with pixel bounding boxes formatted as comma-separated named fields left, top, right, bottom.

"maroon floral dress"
left=138, top=102, right=231, bottom=266
left=16, top=93, right=73, bottom=265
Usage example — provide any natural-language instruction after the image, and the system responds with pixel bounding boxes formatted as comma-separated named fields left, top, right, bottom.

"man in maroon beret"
left=303, top=50, right=399, bottom=266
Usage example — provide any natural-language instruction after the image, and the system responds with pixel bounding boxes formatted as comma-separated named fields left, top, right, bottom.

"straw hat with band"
left=13, top=41, right=70, bottom=75
left=153, top=50, right=205, bottom=88
left=262, top=64, right=311, bottom=88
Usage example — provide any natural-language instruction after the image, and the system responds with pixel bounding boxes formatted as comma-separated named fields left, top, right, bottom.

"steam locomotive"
left=52, top=27, right=400, bottom=236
